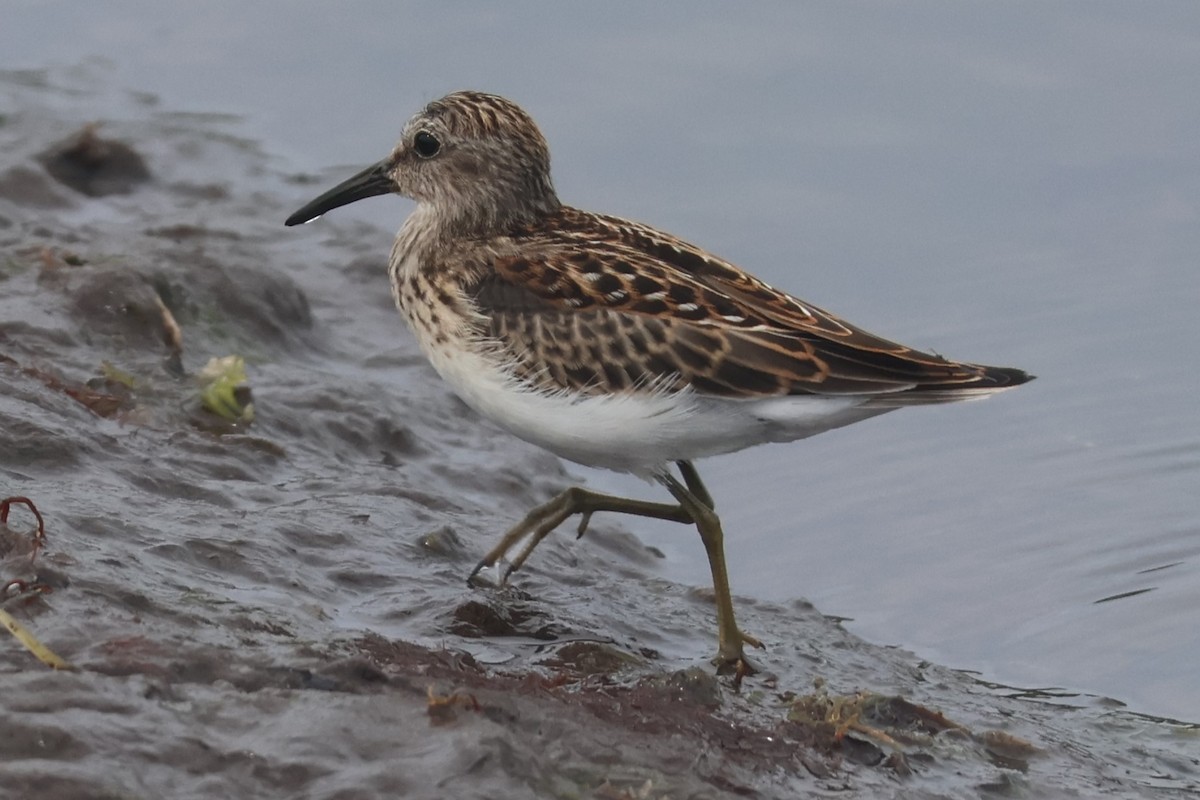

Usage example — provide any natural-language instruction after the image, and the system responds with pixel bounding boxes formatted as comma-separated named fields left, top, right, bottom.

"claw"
left=732, top=657, right=756, bottom=689
left=466, top=558, right=491, bottom=588
left=575, top=511, right=593, bottom=539
left=713, top=650, right=759, bottom=687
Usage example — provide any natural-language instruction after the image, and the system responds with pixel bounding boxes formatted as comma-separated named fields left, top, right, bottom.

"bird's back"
left=467, top=206, right=1033, bottom=405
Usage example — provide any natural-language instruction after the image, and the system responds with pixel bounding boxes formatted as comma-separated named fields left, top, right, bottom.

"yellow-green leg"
left=467, top=460, right=761, bottom=676
left=677, top=459, right=714, bottom=510
left=468, top=485, right=694, bottom=586
left=658, top=468, right=762, bottom=675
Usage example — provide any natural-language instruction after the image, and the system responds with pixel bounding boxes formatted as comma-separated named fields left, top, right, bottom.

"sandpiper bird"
left=286, top=91, right=1032, bottom=675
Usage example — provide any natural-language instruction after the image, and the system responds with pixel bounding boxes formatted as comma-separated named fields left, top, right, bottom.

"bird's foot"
left=713, top=633, right=765, bottom=687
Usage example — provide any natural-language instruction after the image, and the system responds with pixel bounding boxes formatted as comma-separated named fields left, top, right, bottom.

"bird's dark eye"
left=413, top=131, right=441, bottom=158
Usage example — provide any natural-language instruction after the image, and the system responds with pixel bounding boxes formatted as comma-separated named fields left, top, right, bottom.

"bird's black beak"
left=284, top=159, right=394, bottom=226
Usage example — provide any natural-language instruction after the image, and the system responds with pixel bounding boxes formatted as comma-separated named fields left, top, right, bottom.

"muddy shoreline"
left=1, top=70, right=1196, bottom=799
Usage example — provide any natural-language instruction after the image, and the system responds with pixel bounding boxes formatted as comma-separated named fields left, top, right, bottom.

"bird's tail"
left=864, top=364, right=1034, bottom=407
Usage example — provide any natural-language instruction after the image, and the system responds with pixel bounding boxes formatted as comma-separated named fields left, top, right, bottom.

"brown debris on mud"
left=0, top=69, right=1196, bottom=800
left=1, top=496, right=70, bottom=670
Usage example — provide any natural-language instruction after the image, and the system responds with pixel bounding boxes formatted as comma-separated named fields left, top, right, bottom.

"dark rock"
left=37, top=124, right=151, bottom=197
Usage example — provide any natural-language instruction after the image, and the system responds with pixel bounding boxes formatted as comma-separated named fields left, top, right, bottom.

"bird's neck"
left=398, top=190, right=560, bottom=252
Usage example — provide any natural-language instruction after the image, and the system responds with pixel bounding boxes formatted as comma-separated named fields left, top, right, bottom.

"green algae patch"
left=198, top=355, right=254, bottom=423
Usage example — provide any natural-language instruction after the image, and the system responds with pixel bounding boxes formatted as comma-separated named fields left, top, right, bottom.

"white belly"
left=388, top=241, right=892, bottom=476
left=421, top=337, right=891, bottom=477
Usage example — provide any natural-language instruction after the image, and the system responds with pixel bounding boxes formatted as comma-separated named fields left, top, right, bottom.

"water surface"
left=2, top=4, right=1198, bottom=796
left=8, top=0, right=1199, bottom=723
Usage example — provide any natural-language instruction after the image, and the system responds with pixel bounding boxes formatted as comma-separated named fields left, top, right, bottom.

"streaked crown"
left=393, top=91, right=560, bottom=231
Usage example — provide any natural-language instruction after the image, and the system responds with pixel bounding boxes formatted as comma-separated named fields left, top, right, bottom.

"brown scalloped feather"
left=469, top=207, right=1031, bottom=400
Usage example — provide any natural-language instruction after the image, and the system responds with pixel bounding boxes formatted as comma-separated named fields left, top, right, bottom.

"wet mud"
left=1, top=69, right=1196, bottom=799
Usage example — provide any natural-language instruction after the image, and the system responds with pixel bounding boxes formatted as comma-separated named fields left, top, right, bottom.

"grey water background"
left=7, top=0, right=1199, bottom=726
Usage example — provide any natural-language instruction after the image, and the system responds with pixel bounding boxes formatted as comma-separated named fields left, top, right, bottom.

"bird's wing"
left=469, top=208, right=1027, bottom=399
